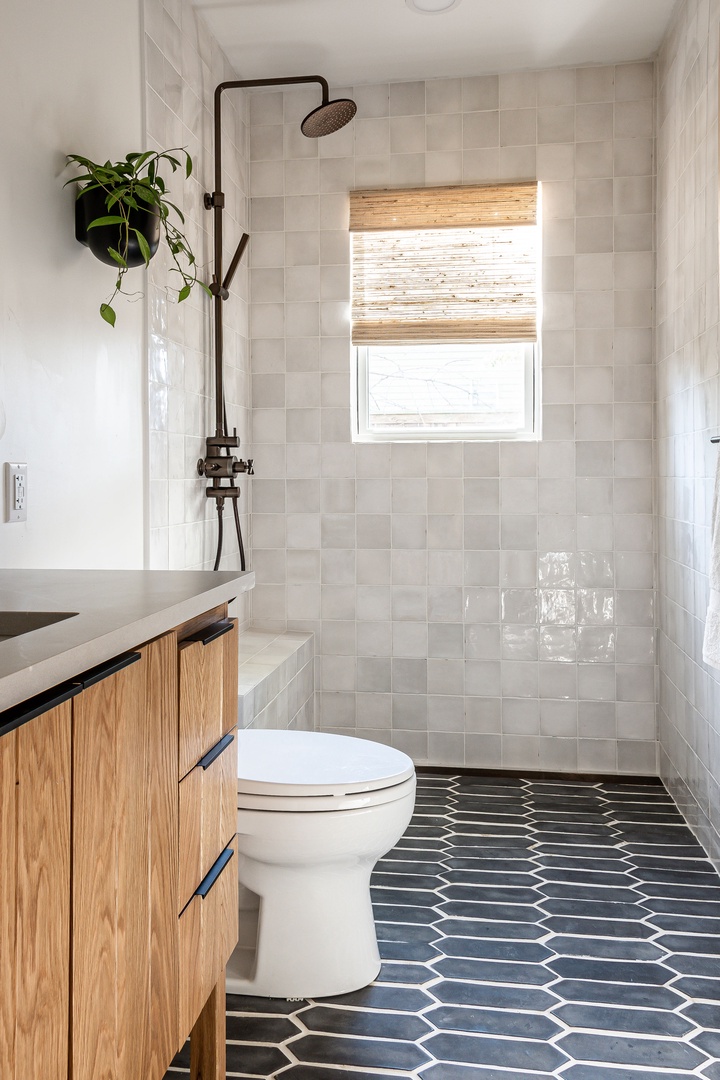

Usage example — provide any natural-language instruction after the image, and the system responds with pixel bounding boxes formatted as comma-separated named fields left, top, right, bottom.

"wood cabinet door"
left=72, top=634, right=179, bottom=1080
left=0, top=700, right=72, bottom=1080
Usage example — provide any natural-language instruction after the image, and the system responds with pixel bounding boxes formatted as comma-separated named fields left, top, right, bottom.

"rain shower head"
left=301, top=96, right=357, bottom=138
left=214, top=75, right=356, bottom=139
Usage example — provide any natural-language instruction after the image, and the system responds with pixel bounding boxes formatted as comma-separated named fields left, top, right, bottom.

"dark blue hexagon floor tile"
left=539, top=899, right=649, bottom=920
left=445, top=856, right=537, bottom=871
left=537, top=845, right=627, bottom=861
left=372, top=872, right=444, bottom=890
left=375, top=857, right=446, bottom=875
left=552, top=1002, right=694, bottom=1036
left=657, top=932, right=720, bottom=954
left=429, top=978, right=559, bottom=1012
left=438, top=900, right=541, bottom=922
left=225, top=1014, right=301, bottom=1042
left=682, top=1001, right=720, bottom=1028
left=539, top=915, right=655, bottom=939
left=677, top=976, right=720, bottom=997
left=630, top=863, right=717, bottom=882
left=537, top=855, right=632, bottom=872
left=453, top=810, right=530, bottom=825
left=702, top=1063, right=720, bottom=1080
left=538, top=883, right=642, bottom=904
left=630, top=851, right=713, bottom=867
left=548, top=936, right=663, bottom=961
left=225, top=1041, right=291, bottom=1075
left=641, top=897, right=720, bottom=917
left=394, top=836, right=448, bottom=851
left=371, top=887, right=440, bottom=908
left=289, top=1033, right=430, bottom=1072
left=426, top=1004, right=562, bottom=1040
left=372, top=903, right=440, bottom=924
left=548, top=957, right=672, bottom=984
left=437, top=916, right=547, bottom=939
left=425, top=1030, right=568, bottom=1072
left=647, top=913, right=720, bottom=933
left=667, top=955, right=720, bottom=976
left=379, top=938, right=441, bottom=962
left=376, top=920, right=441, bottom=943
left=692, top=1029, right=720, bottom=1058
left=538, top=868, right=634, bottom=888
left=443, top=869, right=539, bottom=887
left=550, top=979, right=685, bottom=1010
left=299, top=1004, right=432, bottom=1042
left=623, top=842, right=707, bottom=858
left=376, top=961, right=436, bottom=985
left=557, top=1031, right=706, bottom=1071
left=441, top=884, right=541, bottom=904
left=432, top=956, right=554, bottom=985
left=438, top=936, right=553, bottom=962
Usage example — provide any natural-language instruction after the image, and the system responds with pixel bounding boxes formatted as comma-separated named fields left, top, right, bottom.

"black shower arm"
left=212, top=76, right=329, bottom=195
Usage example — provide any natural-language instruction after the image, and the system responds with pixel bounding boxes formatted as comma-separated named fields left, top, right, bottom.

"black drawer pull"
left=184, top=619, right=234, bottom=647
left=77, top=651, right=142, bottom=689
left=195, top=845, right=234, bottom=899
left=198, top=732, right=235, bottom=771
left=0, top=681, right=82, bottom=740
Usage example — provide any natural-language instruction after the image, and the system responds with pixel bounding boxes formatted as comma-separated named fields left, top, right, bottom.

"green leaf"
left=87, top=215, right=125, bottom=229
left=100, top=303, right=116, bottom=327
left=200, top=282, right=213, bottom=298
left=106, top=247, right=128, bottom=268
left=185, top=154, right=192, bottom=178
left=178, top=284, right=191, bottom=302
left=133, top=229, right=152, bottom=265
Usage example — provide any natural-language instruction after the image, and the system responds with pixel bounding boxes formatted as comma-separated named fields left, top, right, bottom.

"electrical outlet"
left=5, top=463, right=27, bottom=522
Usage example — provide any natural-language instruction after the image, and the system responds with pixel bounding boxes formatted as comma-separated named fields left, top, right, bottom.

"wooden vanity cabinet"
left=0, top=601, right=240, bottom=1080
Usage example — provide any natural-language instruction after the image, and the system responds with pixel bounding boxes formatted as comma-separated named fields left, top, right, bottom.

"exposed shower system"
left=199, top=74, right=357, bottom=571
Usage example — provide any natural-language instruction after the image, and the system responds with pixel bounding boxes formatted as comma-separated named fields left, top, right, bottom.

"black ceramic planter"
left=75, top=185, right=161, bottom=268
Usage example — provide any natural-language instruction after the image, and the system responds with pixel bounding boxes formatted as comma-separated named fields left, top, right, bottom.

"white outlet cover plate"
left=5, top=462, right=27, bottom=523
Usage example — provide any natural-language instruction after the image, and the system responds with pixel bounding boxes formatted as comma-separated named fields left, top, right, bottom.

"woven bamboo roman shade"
left=350, top=182, right=538, bottom=345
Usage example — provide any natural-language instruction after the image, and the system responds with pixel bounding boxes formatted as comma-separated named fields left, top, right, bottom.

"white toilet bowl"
left=226, top=729, right=416, bottom=999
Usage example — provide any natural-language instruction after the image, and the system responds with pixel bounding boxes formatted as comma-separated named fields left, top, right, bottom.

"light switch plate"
left=5, top=462, right=27, bottom=522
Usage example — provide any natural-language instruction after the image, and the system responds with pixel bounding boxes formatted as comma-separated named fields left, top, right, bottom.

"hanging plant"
left=65, top=148, right=210, bottom=326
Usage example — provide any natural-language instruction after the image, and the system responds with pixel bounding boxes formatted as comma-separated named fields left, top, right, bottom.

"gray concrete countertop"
left=0, top=569, right=254, bottom=712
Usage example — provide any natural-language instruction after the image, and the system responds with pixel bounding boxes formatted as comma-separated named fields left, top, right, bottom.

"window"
left=350, top=182, right=540, bottom=441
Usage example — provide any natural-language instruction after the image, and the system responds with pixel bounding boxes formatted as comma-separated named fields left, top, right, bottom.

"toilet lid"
left=236, top=730, right=415, bottom=797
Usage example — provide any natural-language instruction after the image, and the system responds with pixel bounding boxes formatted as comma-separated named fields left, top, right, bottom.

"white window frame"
left=352, top=341, right=540, bottom=443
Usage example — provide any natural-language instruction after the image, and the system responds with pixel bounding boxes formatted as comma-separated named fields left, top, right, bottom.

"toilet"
left=226, top=729, right=416, bottom=999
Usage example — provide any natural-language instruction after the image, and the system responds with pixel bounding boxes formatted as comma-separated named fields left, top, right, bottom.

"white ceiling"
left=191, top=0, right=680, bottom=89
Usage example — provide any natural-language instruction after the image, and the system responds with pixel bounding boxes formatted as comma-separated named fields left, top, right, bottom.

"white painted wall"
left=0, top=0, right=146, bottom=568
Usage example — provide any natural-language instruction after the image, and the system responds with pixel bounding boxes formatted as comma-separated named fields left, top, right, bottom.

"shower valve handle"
left=233, top=458, right=254, bottom=476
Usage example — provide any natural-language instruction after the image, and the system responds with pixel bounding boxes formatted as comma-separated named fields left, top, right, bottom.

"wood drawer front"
left=178, top=838, right=238, bottom=1041
left=178, top=619, right=238, bottom=779
left=178, top=732, right=237, bottom=913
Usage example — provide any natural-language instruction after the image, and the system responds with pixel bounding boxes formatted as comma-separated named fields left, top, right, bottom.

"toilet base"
left=225, top=863, right=382, bottom=999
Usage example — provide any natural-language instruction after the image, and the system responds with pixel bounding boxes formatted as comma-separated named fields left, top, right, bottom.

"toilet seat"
left=236, top=729, right=414, bottom=805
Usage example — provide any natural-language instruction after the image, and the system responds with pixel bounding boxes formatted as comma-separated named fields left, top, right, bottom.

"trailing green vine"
left=65, top=148, right=210, bottom=326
